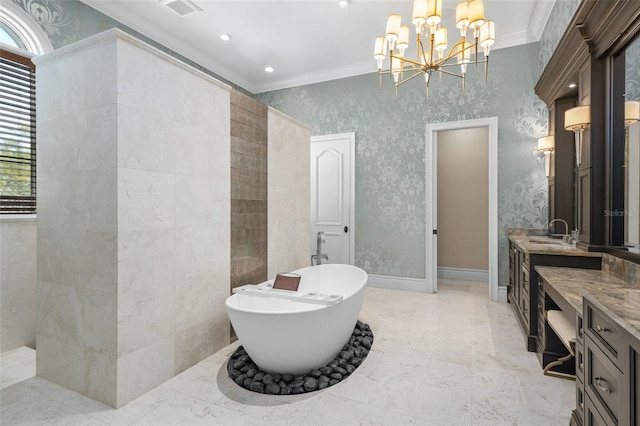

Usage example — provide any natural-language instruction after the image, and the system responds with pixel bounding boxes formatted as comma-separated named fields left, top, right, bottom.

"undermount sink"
left=529, top=240, right=564, bottom=245
left=527, top=237, right=567, bottom=245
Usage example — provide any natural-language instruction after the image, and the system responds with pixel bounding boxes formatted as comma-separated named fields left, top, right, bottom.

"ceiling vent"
left=162, top=0, right=202, bottom=17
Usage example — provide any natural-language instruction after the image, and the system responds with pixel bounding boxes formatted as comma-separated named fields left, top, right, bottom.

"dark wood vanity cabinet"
left=508, top=243, right=600, bottom=352
left=573, top=299, right=640, bottom=426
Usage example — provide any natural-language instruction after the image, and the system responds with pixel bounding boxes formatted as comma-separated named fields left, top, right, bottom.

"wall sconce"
left=625, top=100, right=640, bottom=127
left=564, top=105, right=590, bottom=167
left=537, top=136, right=555, bottom=177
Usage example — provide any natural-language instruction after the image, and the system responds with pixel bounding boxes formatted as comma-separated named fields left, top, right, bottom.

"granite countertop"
left=509, top=234, right=602, bottom=257
left=536, top=266, right=640, bottom=342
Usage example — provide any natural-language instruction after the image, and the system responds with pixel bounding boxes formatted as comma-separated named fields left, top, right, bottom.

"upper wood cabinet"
left=535, top=0, right=640, bottom=254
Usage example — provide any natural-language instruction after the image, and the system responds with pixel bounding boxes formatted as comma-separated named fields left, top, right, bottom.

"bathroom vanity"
left=508, top=230, right=602, bottom=352
left=535, top=263, right=640, bottom=426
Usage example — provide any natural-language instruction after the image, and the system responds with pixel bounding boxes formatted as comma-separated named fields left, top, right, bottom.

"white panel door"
left=310, top=133, right=354, bottom=265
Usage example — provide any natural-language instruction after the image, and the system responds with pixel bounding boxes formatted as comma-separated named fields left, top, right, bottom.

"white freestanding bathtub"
left=225, top=264, right=368, bottom=375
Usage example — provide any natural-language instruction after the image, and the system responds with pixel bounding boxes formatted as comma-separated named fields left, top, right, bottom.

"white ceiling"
left=81, top=0, right=555, bottom=94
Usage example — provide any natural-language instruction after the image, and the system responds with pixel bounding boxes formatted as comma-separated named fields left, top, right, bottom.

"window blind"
left=0, top=49, right=36, bottom=214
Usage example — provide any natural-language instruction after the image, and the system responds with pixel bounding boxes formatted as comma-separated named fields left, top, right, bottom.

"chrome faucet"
left=548, top=218, right=570, bottom=241
left=311, top=231, right=328, bottom=265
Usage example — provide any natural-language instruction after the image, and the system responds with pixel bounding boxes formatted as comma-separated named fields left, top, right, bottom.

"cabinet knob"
left=595, top=377, right=611, bottom=394
left=595, top=325, right=608, bottom=333
left=579, top=362, right=584, bottom=372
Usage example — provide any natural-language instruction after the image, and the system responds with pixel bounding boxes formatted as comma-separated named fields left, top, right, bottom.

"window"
left=0, top=49, right=36, bottom=214
left=0, top=3, right=50, bottom=215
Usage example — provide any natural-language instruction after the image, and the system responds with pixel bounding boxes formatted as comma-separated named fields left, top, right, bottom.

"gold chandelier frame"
left=374, top=0, right=495, bottom=97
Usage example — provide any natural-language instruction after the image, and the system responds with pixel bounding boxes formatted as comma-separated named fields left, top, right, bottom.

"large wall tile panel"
left=0, top=220, right=37, bottom=352
left=230, top=91, right=268, bottom=290
left=35, top=33, right=119, bottom=404
left=267, top=108, right=311, bottom=275
left=34, top=29, right=231, bottom=408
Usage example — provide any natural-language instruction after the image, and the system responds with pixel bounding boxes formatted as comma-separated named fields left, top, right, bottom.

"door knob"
left=344, top=226, right=348, bottom=233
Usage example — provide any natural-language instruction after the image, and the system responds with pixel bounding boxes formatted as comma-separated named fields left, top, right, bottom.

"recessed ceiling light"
left=338, top=0, right=351, bottom=8
left=265, top=66, right=274, bottom=73
left=569, top=83, right=577, bottom=88
left=220, top=33, right=231, bottom=41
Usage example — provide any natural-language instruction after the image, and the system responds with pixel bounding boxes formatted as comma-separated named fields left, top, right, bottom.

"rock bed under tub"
left=227, top=320, right=374, bottom=394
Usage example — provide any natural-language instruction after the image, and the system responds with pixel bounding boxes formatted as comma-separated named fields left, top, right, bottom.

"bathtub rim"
left=225, top=264, right=367, bottom=315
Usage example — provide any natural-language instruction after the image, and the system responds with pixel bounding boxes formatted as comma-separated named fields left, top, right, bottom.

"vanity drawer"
left=585, top=339, right=623, bottom=425
left=585, top=394, right=614, bottom=426
left=586, top=301, right=622, bottom=363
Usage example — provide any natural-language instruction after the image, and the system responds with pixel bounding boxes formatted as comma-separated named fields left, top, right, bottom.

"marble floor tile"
left=1, top=280, right=576, bottom=425
left=302, top=393, right=417, bottom=425
left=0, top=347, right=35, bottom=385
left=370, top=376, right=473, bottom=425
left=131, top=388, right=253, bottom=426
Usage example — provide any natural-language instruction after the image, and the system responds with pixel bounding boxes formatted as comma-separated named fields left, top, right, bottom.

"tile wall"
left=34, top=29, right=231, bottom=408
left=0, top=220, right=37, bottom=352
left=230, top=92, right=268, bottom=290
left=267, top=108, right=311, bottom=275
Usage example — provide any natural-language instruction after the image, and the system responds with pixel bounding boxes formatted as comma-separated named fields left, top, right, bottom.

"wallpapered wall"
left=627, top=37, right=640, bottom=102
left=537, top=0, right=581, bottom=79
left=257, top=42, right=549, bottom=284
left=15, top=0, right=550, bottom=285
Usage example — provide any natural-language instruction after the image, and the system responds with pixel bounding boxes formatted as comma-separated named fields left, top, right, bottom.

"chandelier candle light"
left=374, top=0, right=495, bottom=97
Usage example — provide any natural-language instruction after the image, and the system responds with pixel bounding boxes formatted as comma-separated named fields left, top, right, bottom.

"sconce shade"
left=537, top=136, right=555, bottom=152
left=565, top=105, right=590, bottom=131
left=625, top=100, right=640, bottom=125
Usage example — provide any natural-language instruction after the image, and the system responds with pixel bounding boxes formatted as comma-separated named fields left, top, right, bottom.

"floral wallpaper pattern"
left=15, top=0, right=551, bottom=285
left=627, top=37, right=640, bottom=102
left=538, top=0, right=581, bottom=78
left=258, top=43, right=549, bottom=284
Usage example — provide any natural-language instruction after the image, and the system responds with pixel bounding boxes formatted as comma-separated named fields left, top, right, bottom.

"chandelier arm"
left=392, top=55, right=424, bottom=68
left=396, top=70, right=426, bottom=86
left=439, top=57, right=488, bottom=68
left=485, top=55, right=489, bottom=82
left=445, top=40, right=465, bottom=61
left=429, top=32, right=435, bottom=67
left=419, top=36, right=429, bottom=67
left=436, top=68, right=464, bottom=79
left=475, top=39, right=478, bottom=66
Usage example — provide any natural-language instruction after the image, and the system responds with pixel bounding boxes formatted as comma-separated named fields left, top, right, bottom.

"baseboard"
left=437, top=267, right=488, bottom=282
left=498, top=286, right=508, bottom=302
left=366, top=274, right=427, bottom=292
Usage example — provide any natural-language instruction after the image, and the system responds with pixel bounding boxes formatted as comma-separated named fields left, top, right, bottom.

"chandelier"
left=374, top=0, right=495, bottom=96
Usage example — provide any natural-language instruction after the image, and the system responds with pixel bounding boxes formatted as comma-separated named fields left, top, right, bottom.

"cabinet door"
left=578, top=168, right=591, bottom=242
left=633, top=347, right=639, bottom=426
left=513, top=246, right=521, bottom=302
left=585, top=394, right=613, bottom=426
left=520, top=262, right=530, bottom=328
